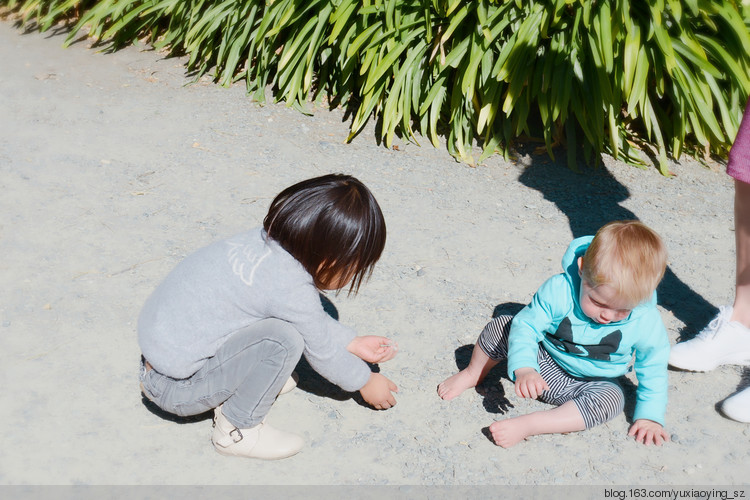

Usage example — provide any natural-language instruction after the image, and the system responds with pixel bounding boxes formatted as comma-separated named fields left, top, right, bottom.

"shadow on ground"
left=518, top=159, right=717, bottom=339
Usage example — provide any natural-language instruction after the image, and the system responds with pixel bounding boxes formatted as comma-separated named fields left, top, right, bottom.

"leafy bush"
left=4, top=0, right=749, bottom=173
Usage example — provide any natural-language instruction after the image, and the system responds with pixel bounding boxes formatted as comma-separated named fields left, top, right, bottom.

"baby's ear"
left=577, top=256, right=583, bottom=275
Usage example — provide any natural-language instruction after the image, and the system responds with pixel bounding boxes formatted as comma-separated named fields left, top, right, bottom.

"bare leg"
left=438, top=345, right=499, bottom=400
left=488, top=400, right=586, bottom=448
left=732, top=179, right=750, bottom=328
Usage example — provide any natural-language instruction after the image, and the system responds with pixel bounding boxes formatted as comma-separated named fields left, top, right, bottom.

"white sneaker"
left=211, top=406, right=303, bottom=460
left=721, top=386, right=750, bottom=423
left=669, top=306, right=750, bottom=371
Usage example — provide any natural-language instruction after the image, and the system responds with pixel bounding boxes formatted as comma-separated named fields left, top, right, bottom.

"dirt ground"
left=1, top=19, right=749, bottom=488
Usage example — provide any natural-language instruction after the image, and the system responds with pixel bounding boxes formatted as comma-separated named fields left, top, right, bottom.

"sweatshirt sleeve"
left=266, top=279, right=372, bottom=392
left=631, top=311, right=670, bottom=425
left=507, top=275, right=569, bottom=379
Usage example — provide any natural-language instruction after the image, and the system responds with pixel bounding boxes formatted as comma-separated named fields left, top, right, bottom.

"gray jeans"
left=140, top=318, right=304, bottom=428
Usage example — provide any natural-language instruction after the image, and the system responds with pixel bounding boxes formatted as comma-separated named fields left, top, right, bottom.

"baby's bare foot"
left=489, top=418, right=532, bottom=448
left=437, top=369, right=480, bottom=400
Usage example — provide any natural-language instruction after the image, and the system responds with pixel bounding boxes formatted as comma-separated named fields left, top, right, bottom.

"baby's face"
left=578, top=280, right=633, bottom=324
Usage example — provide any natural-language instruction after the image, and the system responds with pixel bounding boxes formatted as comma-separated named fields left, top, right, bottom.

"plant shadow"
left=517, top=159, right=717, bottom=341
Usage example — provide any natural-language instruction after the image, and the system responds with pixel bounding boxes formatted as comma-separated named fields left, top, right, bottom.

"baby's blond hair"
left=580, top=221, right=667, bottom=307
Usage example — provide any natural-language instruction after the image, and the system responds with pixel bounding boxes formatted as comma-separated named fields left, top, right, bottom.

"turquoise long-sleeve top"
left=507, top=236, right=670, bottom=425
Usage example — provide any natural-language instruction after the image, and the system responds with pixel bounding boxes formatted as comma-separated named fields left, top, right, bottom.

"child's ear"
left=577, top=256, right=583, bottom=276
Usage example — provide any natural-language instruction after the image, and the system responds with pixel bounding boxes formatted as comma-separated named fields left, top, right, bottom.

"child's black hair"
left=263, top=174, right=386, bottom=293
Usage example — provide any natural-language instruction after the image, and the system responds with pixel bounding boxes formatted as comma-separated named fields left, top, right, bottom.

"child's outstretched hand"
left=514, top=367, right=549, bottom=399
left=347, top=335, right=398, bottom=364
left=359, top=372, right=398, bottom=410
left=628, top=419, right=669, bottom=446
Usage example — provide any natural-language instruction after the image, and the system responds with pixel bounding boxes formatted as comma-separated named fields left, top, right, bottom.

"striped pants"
left=477, top=315, right=625, bottom=429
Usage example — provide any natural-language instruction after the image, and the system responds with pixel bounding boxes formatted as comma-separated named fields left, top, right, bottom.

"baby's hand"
left=359, top=372, right=398, bottom=410
left=347, top=335, right=398, bottom=364
left=513, top=367, right=549, bottom=399
left=628, top=419, right=669, bottom=446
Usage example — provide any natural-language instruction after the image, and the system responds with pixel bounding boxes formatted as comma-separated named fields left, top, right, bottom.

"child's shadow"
left=453, top=344, right=513, bottom=414
left=293, top=356, right=370, bottom=405
left=451, top=302, right=526, bottom=415
left=141, top=397, right=213, bottom=424
left=620, top=376, right=638, bottom=425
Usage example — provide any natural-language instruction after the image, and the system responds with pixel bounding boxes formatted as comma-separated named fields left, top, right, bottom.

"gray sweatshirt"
left=137, top=227, right=372, bottom=392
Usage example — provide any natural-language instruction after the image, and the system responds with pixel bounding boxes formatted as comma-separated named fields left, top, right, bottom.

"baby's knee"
left=477, top=315, right=513, bottom=359
left=576, top=383, right=625, bottom=429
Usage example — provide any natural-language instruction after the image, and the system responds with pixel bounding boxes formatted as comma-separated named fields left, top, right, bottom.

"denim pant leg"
left=141, top=318, right=304, bottom=428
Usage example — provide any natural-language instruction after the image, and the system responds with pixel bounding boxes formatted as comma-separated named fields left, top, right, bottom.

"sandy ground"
left=1, top=19, right=749, bottom=487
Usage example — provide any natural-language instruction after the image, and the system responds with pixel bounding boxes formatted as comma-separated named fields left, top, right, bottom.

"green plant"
left=4, top=0, right=749, bottom=173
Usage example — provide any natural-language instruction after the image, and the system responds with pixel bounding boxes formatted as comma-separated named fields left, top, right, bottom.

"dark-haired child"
left=138, top=174, right=397, bottom=460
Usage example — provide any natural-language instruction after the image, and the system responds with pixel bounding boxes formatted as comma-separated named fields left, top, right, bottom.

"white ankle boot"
left=211, top=406, right=303, bottom=460
left=278, top=373, right=298, bottom=396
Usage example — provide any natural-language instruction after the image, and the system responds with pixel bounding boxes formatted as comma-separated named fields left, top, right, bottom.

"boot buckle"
left=229, top=428, right=243, bottom=443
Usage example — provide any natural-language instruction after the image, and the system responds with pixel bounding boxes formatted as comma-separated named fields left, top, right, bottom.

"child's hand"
left=359, top=372, right=398, bottom=410
left=628, top=419, right=669, bottom=446
left=514, top=367, right=549, bottom=399
left=347, top=335, right=398, bottom=364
